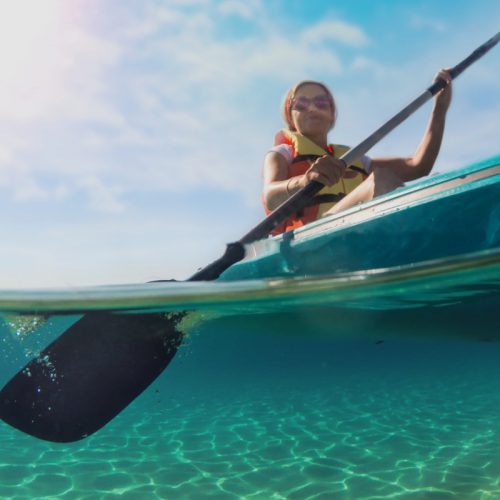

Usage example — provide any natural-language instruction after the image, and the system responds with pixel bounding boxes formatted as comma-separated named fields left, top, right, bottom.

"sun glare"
left=0, top=0, right=67, bottom=120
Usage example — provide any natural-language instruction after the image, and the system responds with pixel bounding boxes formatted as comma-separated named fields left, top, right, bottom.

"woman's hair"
left=282, top=80, right=337, bottom=131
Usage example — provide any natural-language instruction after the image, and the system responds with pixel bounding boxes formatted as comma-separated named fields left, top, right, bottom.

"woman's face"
left=290, top=83, right=335, bottom=137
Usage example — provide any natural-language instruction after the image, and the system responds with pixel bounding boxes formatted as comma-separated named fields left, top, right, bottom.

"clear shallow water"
left=0, top=252, right=499, bottom=498
left=1, top=334, right=499, bottom=499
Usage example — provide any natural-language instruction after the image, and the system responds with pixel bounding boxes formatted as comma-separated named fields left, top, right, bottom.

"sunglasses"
left=291, top=95, right=331, bottom=112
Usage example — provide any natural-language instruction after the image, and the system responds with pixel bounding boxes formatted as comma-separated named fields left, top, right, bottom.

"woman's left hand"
left=434, top=68, right=453, bottom=111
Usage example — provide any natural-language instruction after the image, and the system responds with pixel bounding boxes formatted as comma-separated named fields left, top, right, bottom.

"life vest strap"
left=292, top=155, right=368, bottom=177
left=292, top=154, right=322, bottom=163
left=302, top=193, right=346, bottom=208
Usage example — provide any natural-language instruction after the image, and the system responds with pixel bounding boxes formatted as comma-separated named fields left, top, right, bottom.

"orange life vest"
left=264, top=129, right=368, bottom=235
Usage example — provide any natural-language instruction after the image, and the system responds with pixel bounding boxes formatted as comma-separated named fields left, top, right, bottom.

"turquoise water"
left=1, top=332, right=499, bottom=498
left=0, top=252, right=499, bottom=498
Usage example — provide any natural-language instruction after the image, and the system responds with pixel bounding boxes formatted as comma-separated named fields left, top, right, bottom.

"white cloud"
left=350, top=56, right=388, bottom=79
left=88, top=6, right=365, bottom=202
left=301, top=19, right=369, bottom=47
left=409, top=15, right=447, bottom=33
left=122, top=5, right=184, bottom=39
left=12, top=3, right=358, bottom=205
left=1, top=0, right=496, bottom=217
left=53, top=184, right=71, bottom=200
left=0, top=144, right=13, bottom=164
left=243, top=36, right=343, bottom=80
left=12, top=181, right=49, bottom=201
left=218, top=0, right=262, bottom=19
left=79, top=176, right=125, bottom=214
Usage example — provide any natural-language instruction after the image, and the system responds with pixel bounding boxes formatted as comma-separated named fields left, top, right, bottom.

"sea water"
left=0, top=253, right=499, bottom=499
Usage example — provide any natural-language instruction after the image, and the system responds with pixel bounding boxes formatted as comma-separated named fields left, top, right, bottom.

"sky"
left=0, top=0, right=499, bottom=289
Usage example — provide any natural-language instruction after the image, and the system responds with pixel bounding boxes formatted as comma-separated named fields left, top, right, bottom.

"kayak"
left=219, top=155, right=500, bottom=281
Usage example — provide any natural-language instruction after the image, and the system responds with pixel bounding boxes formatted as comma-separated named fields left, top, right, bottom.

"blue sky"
left=0, top=0, right=499, bottom=288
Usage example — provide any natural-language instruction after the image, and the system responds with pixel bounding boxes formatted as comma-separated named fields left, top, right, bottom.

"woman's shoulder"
left=268, top=143, right=294, bottom=164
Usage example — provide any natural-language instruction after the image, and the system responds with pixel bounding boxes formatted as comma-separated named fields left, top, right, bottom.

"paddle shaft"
left=190, top=32, right=500, bottom=282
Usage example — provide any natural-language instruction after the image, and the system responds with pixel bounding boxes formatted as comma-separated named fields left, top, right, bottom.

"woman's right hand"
left=303, top=155, right=347, bottom=187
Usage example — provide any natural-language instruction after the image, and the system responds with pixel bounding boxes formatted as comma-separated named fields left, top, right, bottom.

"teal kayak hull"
left=219, top=155, right=500, bottom=281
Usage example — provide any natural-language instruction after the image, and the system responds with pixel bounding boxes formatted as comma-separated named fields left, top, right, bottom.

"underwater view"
left=0, top=250, right=499, bottom=499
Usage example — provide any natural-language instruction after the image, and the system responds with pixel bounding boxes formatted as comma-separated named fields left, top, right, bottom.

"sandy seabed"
left=0, top=373, right=499, bottom=500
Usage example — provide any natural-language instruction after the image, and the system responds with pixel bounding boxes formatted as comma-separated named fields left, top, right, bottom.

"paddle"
left=1, top=32, right=498, bottom=443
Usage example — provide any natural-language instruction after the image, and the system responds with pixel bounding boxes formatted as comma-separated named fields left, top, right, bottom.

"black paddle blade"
left=0, top=311, right=184, bottom=443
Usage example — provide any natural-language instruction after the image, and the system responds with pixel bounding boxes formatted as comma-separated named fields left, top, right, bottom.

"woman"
left=262, top=70, right=453, bottom=235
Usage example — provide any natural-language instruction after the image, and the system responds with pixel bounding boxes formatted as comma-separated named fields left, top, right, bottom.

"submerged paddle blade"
left=0, top=311, right=183, bottom=443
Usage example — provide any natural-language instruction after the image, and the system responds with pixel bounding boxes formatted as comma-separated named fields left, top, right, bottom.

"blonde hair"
left=282, top=80, right=337, bottom=131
